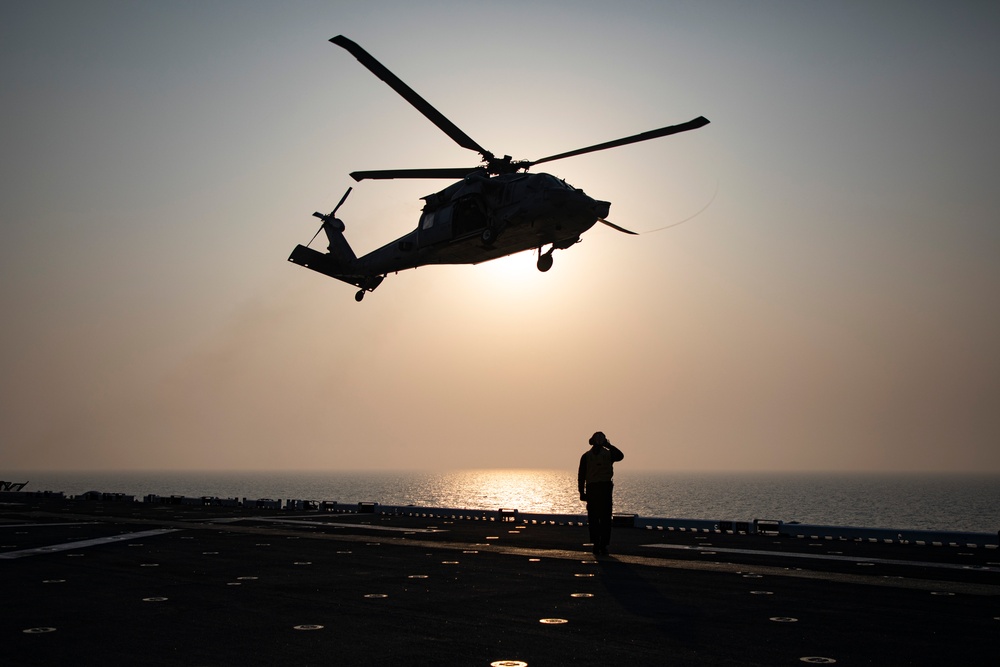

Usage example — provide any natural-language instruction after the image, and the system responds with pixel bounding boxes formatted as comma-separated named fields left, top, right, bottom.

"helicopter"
left=288, top=35, right=709, bottom=301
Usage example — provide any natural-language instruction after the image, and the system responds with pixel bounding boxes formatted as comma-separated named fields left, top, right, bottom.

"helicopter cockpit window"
left=538, top=174, right=574, bottom=190
left=421, top=211, right=435, bottom=229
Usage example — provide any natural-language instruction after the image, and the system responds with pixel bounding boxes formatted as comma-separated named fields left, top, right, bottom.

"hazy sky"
left=3, top=1, right=998, bottom=473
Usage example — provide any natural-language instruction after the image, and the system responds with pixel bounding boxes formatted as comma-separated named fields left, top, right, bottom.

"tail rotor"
left=308, top=187, right=353, bottom=245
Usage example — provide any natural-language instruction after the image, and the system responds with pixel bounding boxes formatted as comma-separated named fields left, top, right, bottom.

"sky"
left=2, top=1, right=999, bottom=474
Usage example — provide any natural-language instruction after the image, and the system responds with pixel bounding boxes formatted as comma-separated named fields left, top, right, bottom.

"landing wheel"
left=537, top=253, right=554, bottom=272
left=481, top=228, right=495, bottom=245
left=355, top=290, right=365, bottom=302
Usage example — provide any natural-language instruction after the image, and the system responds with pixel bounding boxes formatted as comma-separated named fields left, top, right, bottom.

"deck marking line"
left=640, top=543, right=1000, bottom=573
left=0, top=529, right=180, bottom=559
left=0, top=522, right=101, bottom=529
left=235, top=517, right=447, bottom=534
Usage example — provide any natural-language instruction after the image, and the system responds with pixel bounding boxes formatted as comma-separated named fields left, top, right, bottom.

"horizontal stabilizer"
left=288, top=245, right=371, bottom=289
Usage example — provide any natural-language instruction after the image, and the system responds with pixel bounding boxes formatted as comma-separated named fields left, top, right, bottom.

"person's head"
left=589, top=431, right=607, bottom=448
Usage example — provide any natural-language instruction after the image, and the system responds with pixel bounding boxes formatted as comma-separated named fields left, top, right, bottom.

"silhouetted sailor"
left=578, top=431, right=624, bottom=556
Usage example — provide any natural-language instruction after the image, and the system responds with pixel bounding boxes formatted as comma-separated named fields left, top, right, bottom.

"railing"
left=374, top=504, right=589, bottom=526
left=8, top=490, right=996, bottom=548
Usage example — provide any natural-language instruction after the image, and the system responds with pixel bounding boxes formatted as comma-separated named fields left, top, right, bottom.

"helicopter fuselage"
left=288, top=170, right=609, bottom=297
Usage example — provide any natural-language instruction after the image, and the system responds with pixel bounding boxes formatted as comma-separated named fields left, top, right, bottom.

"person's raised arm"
left=604, top=441, right=624, bottom=462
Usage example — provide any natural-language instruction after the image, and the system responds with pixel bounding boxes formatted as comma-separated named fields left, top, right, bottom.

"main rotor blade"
left=331, top=36, right=489, bottom=157
left=599, top=218, right=638, bottom=235
left=528, top=116, right=710, bottom=168
left=349, top=167, right=483, bottom=182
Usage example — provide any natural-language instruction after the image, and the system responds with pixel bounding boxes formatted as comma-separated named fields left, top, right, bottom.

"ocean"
left=6, top=470, right=998, bottom=534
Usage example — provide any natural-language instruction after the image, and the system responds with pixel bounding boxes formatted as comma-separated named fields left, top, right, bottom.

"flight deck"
left=3, top=494, right=997, bottom=666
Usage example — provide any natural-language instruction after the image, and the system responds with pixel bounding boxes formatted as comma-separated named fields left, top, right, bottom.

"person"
left=577, top=431, right=624, bottom=556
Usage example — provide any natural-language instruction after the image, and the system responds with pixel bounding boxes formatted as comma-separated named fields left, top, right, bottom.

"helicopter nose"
left=545, top=187, right=608, bottom=216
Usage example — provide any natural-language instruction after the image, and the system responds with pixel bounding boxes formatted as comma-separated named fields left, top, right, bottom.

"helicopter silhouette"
left=288, top=35, right=709, bottom=301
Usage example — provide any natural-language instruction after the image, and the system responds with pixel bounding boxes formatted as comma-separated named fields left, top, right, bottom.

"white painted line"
left=237, top=517, right=447, bottom=534
left=640, top=543, right=1000, bottom=573
left=0, top=522, right=100, bottom=529
left=0, top=529, right=180, bottom=559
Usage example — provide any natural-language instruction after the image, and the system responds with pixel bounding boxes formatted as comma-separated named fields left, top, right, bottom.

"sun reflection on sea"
left=407, top=469, right=579, bottom=514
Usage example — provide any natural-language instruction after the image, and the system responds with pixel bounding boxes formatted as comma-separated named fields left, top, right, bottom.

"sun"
left=470, top=251, right=551, bottom=294
left=449, top=242, right=599, bottom=327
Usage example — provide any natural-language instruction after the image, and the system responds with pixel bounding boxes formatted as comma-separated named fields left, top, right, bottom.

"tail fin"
left=289, top=189, right=384, bottom=299
left=288, top=215, right=382, bottom=295
left=288, top=187, right=357, bottom=277
left=288, top=216, right=359, bottom=283
left=319, top=216, right=357, bottom=265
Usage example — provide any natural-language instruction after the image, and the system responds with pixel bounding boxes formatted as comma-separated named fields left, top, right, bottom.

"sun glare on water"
left=423, top=469, right=577, bottom=513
